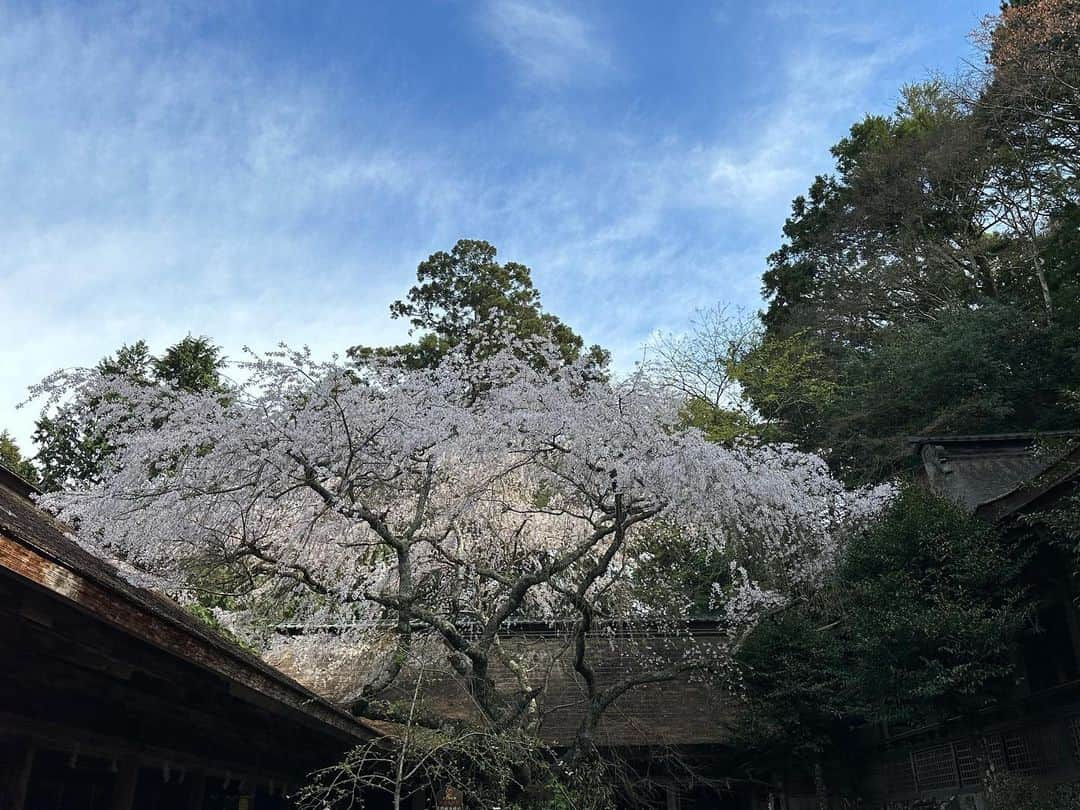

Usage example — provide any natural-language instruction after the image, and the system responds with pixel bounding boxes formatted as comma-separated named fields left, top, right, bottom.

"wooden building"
left=865, top=433, right=1080, bottom=808
left=0, top=466, right=378, bottom=810
left=270, top=621, right=757, bottom=809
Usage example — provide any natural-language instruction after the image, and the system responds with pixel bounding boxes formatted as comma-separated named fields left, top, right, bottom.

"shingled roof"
left=0, top=465, right=378, bottom=744
left=910, top=432, right=1080, bottom=518
left=268, top=623, right=738, bottom=750
left=976, top=441, right=1080, bottom=523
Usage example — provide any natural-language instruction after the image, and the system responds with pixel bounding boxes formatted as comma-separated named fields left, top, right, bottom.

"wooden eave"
left=0, top=478, right=377, bottom=744
left=976, top=444, right=1080, bottom=524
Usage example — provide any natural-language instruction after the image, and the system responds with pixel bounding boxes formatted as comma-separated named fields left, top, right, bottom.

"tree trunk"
left=1034, top=252, right=1054, bottom=324
left=394, top=667, right=426, bottom=810
left=813, top=761, right=828, bottom=810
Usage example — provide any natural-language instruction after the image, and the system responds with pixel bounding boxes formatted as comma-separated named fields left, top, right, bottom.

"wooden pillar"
left=185, top=772, right=206, bottom=810
left=0, top=737, right=34, bottom=810
left=110, top=760, right=139, bottom=810
left=665, top=785, right=680, bottom=810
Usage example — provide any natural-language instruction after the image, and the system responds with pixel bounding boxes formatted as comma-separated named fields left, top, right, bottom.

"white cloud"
left=0, top=5, right=440, bottom=446
left=0, top=1, right=972, bottom=453
left=479, top=0, right=612, bottom=86
left=473, top=21, right=936, bottom=364
left=701, top=31, right=926, bottom=211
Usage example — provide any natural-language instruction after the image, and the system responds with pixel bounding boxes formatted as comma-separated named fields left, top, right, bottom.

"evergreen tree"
left=34, top=336, right=225, bottom=491
left=0, top=430, right=40, bottom=484
left=349, top=239, right=608, bottom=373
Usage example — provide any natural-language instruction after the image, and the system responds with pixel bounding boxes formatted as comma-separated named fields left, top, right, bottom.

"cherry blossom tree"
left=32, top=335, right=891, bottom=772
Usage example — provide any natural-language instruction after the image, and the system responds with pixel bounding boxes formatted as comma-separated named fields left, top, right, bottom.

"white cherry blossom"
left=33, top=337, right=892, bottom=755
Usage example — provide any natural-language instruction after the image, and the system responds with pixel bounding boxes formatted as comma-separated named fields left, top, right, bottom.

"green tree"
left=350, top=239, right=608, bottom=372
left=733, top=487, right=1032, bottom=798
left=748, top=75, right=1080, bottom=483
left=34, top=341, right=150, bottom=491
left=976, top=0, right=1080, bottom=324
left=33, top=412, right=107, bottom=492
left=734, top=606, right=849, bottom=771
left=736, top=329, right=837, bottom=444
left=33, top=336, right=226, bottom=491
left=837, top=487, right=1029, bottom=726
left=0, top=430, right=40, bottom=484
left=760, top=83, right=997, bottom=348
left=97, top=340, right=154, bottom=381
left=826, top=303, right=1077, bottom=482
left=153, top=335, right=225, bottom=392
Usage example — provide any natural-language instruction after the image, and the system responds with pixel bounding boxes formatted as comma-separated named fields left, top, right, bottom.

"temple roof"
left=268, top=623, right=738, bottom=750
left=909, top=432, right=1080, bottom=519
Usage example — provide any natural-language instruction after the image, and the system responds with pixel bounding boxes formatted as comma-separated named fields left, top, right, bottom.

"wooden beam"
left=0, top=532, right=368, bottom=742
left=0, top=736, right=34, bottom=810
left=109, top=759, right=138, bottom=810
left=185, top=771, right=206, bottom=810
left=0, top=712, right=297, bottom=790
left=0, top=584, right=347, bottom=773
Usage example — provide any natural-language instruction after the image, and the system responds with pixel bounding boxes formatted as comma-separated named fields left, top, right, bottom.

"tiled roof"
left=976, top=442, right=1080, bottom=523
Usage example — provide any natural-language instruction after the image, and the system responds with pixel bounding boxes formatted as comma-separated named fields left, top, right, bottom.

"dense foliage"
left=0, top=430, right=39, bottom=484
left=733, top=488, right=1030, bottom=789
left=983, top=769, right=1080, bottom=810
left=732, top=7, right=1080, bottom=483
left=31, top=335, right=225, bottom=491
left=349, top=238, right=608, bottom=373
left=837, top=487, right=1028, bottom=724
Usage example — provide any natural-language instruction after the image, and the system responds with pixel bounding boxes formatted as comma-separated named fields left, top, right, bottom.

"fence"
left=877, top=713, right=1080, bottom=805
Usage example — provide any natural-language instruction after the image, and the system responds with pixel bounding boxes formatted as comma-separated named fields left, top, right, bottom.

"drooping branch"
left=34, top=334, right=890, bottom=797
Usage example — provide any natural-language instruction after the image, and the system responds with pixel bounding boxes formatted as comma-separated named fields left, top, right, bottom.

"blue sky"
left=1, top=0, right=996, bottom=448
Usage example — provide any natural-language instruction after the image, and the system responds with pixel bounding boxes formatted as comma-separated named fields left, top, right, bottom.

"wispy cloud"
left=0, top=4, right=447, bottom=445
left=477, top=21, right=934, bottom=359
left=0, top=1, right=989, bottom=450
left=702, top=30, right=926, bottom=212
left=478, top=0, right=612, bottom=86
